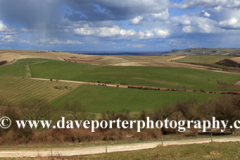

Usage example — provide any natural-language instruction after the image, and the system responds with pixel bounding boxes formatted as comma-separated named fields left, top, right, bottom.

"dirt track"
left=0, top=136, right=239, bottom=157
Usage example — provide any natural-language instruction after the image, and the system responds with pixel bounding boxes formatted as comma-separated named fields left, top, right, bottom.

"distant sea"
left=66, top=50, right=178, bottom=56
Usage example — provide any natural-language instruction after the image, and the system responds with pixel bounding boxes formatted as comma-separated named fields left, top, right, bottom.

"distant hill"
left=166, top=48, right=240, bottom=56
left=68, top=48, right=240, bottom=56
left=67, top=51, right=170, bottom=56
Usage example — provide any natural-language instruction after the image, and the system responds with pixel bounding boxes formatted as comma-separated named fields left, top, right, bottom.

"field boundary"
left=26, top=65, right=31, bottom=78
left=29, top=77, right=240, bottom=95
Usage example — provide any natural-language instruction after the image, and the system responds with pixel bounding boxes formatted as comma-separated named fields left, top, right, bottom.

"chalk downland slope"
left=0, top=58, right=239, bottom=92
left=0, top=50, right=231, bottom=70
left=50, top=84, right=215, bottom=112
left=0, top=76, right=80, bottom=104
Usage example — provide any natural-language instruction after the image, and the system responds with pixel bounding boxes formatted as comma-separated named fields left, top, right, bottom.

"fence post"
left=162, top=137, right=163, bottom=146
left=211, top=133, right=212, bottom=142
left=106, top=145, right=107, bottom=153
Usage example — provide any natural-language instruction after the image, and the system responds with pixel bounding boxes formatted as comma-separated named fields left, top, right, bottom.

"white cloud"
left=226, top=0, right=240, bottom=8
left=151, top=9, right=169, bottom=20
left=138, top=28, right=169, bottom=39
left=0, top=22, right=18, bottom=43
left=19, top=40, right=30, bottom=43
left=219, top=18, right=240, bottom=28
left=153, top=28, right=170, bottom=38
left=3, top=35, right=11, bottom=39
left=132, top=44, right=145, bottom=48
left=202, top=10, right=211, bottom=17
left=182, top=20, right=191, bottom=25
left=74, top=25, right=137, bottom=38
left=173, top=15, right=218, bottom=33
left=0, top=21, right=7, bottom=31
left=119, top=29, right=137, bottom=37
left=200, top=22, right=213, bottom=33
left=74, top=26, right=95, bottom=36
left=182, top=26, right=192, bottom=33
left=138, top=30, right=155, bottom=39
left=214, top=5, right=223, bottom=12
left=74, top=24, right=169, bottom=40
left=21, top=28, right=29, bottom=32
left=173, top=0, right=240, bottom=9
left=21, top=28, right=39, bottom=32
left=172, top=16, right=192, bottom=25
left=129, top=16, right=144, bottom=25
left=193, top=18, right=216, bottom=33
left=0, top=35, right=15, bottom=42
left=37, top=39, right=83, bottom=45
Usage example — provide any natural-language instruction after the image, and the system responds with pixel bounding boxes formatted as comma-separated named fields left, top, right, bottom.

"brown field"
left=235, top=81, right=240, bottom=85
left=231, top=57, right=240, bottom=63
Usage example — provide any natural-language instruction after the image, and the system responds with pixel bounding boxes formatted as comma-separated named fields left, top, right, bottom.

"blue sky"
left=0, top=0, right=240, bottom=52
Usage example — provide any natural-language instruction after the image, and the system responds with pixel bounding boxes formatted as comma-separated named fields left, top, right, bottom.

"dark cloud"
left=0, top=0, right=61, bottom=30
left=64, top=2, right=117, bottom=21
left=0, top=0, right=168, bottom=28
left=63, top=0, right=168, bottom=21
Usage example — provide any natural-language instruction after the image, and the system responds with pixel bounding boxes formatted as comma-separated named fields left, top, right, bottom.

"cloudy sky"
left=0, top=0, right=240, bottom=52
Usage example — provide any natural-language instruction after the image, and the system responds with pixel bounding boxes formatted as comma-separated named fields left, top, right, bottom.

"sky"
left=1, top=0, right=240, bottom=52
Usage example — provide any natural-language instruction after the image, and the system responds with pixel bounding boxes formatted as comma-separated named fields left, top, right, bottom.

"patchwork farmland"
left=1, top=58, right=240, bottom=92
left=0, top=57, right=239, bottom=112
left=0, top=50, right=240, bottom=157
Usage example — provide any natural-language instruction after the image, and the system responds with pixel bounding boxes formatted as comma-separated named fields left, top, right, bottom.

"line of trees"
left=0, top=95, right=240, bottom=145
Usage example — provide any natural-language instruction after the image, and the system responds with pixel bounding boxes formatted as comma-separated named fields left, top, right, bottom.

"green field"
left=0, top=76, right=80, bottom=104
left=50, top=84, right=215, bottom=112
left=0, top=58, right=239, bottom=92
left=175, top=55, right=231, bottom=64
left=0, top=59, right=50, bottom=77
left=0, top=58, right=239, bottom=112
left=0, top=76, right=215, bottom=112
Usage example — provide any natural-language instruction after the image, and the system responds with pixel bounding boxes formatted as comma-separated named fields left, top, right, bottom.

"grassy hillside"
left=0, top=76, right=214, bottom=112
left=0, top=58, right=100, bottom=78
left=175, top=55, right=231, bottom=64
left=175, top=55, right=240, bottom=72
left=168, top=48, right=240, bottom=56
left=0, top=76, right=80, bottom=104
left=50, top=84, right=215, bottom=113
left=29, top=59, right=240, bottom=91
left=0, top=59, right=239, bottom=92
left=0, top=59, right=49, bottom=77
